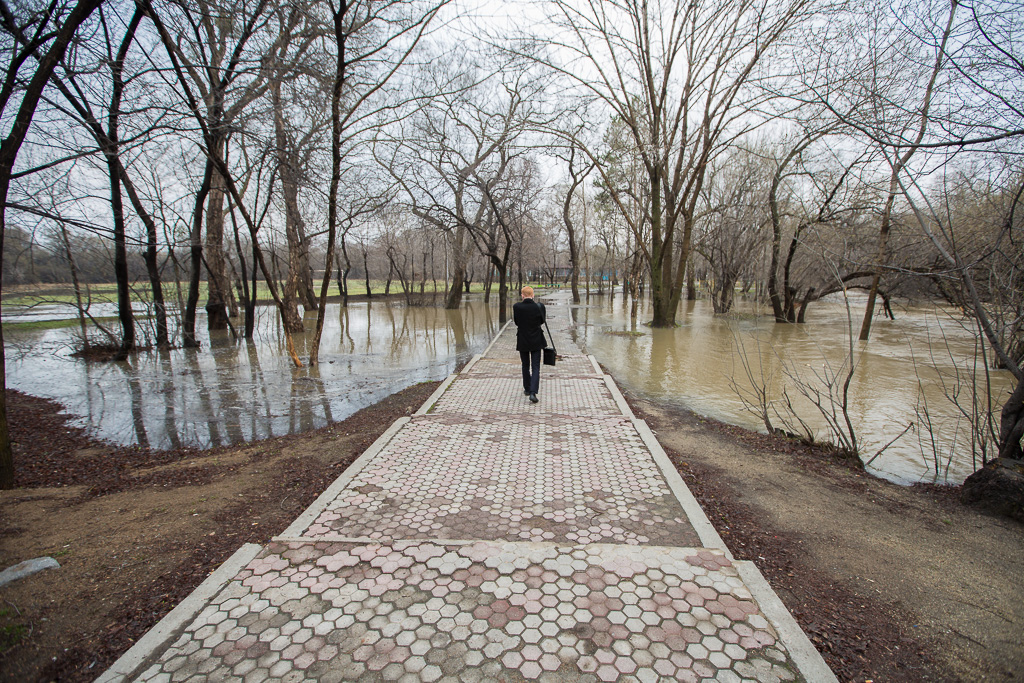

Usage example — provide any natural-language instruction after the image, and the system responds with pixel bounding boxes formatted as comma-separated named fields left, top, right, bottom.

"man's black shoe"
left=529, top=393, right=539, bottom=403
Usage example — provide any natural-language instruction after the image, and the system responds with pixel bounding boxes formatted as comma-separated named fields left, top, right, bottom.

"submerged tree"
left=529, top=0, right=820, bottom=326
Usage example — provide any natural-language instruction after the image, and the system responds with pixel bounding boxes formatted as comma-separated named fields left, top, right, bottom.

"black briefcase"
left=543, top=346, right=556, bottom=366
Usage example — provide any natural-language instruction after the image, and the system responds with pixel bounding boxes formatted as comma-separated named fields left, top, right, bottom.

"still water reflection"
left=573, top=293, right=1013, bottom=485
left=5, top=301, right=498, bottom=450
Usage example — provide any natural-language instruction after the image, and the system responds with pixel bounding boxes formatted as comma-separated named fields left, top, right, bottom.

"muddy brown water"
left=571, top=292, right=1013, bottom=485
left=4, top=291, right=1010, bottom=485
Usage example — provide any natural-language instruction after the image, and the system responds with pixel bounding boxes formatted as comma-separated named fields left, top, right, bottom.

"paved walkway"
left=100, top=292, right=835, bottom=683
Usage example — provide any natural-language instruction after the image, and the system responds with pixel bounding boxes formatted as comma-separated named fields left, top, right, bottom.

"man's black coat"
left=513, top=298, right=547, bottom=351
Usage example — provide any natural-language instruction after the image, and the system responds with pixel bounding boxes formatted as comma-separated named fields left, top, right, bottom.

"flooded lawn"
left=4, top=300, right=498, bottom=450
left=573, top=292, right=1013, bottom=485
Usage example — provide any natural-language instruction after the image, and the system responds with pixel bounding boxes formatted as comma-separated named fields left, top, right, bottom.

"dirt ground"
left=1, top=384, right=1022, bottom=682
left=627, top=394, right=1024, bottom=682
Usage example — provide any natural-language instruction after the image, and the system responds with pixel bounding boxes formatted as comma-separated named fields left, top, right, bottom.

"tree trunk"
left=445, top=224, right=468, bottom=309
left=0, top=0, right=104, bottom=488
left=108, top=153, right=135, bottom=358
left=205, top=149, right=231, bottom=331
left=58, top=224, right=89, bottom=349
left=184, top=160, right=213, bottom=347
left=272, top=81, right=306, bottom=333
left=363, top=248, right=371, bottom=298
left=998, top=379, right=1024, bottom=461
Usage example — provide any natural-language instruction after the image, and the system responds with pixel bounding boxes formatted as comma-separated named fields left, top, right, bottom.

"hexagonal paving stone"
left=133, top=541, right=803, bottom=683
left=296, top=413, right=698, bottom=547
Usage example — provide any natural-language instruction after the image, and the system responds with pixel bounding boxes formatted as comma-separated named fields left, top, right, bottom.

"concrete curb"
left=587, top=354, right=603, bottom=375
left=95, top=543, right=262, bottom=683
left=602, top=375, right=637, bottom=420
left=414, top=374, right=458, bottom=416
left=462, top=353, right=483, bottom=374
left=735, top=560, right=839, bottom=683
left=630, top=417, right=731, bottom=554
left=278, top=417, right=410, bottom=538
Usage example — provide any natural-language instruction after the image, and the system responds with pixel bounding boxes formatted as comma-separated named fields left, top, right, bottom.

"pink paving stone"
left=596, top=664, right=620, bottom=681
left=211, top=641, right=233, bottom=657
left=609, top=624, right=630, bottom=640
left=507, top=606, right=527, bottom=621
left=281, top=643, right=304, bottom=661
left=725, top=606, right=748, bottom=621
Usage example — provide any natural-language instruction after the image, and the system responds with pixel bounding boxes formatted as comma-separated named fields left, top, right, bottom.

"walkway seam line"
left=95, top=542, right=262, bottom=683
left=279, top=417, right=411, bottom=538
left=271, top=536, right=487, bottom=546
left=630, top=417, right=731, bottom=554
left=413, top=373, right=458, bottom=416
left=735, top=560, right=839, bottom=683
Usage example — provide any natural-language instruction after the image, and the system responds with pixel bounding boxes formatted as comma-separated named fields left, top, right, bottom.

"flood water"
left=5, top=291, right=1010, bottom=485
left=572, top=292, right=1014, bottom=485
left=4, top=300, right=499, bottom=450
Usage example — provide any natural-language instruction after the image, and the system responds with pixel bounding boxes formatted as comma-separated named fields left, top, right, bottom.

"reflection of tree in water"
left=7, top=301, right=500, bottom=450
left=446, top=309, right=468, bottom=355
left=338, top=306, right=354, bottom=354
left=186, top=348, right=224, bottom=448
left=210, top=335, right=244, bottom=444
left=117, top=359, right=150, bottom=450
left=244, top=339, right=274, bottom=440
left=157, top=348, right=182, bottom=450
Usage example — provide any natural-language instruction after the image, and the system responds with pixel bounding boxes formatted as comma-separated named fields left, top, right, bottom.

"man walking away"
left=513, top=286, right=546, bottom=404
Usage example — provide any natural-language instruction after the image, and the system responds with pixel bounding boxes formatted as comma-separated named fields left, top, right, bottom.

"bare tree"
left=380, top=49, right=535, bottom=311
left=526, top=0, right=818, bottom=326
left=0, top=0, right=105, bottom=488
left=309, top=0, right=447, bottom=366
left=694, top=147, right=771, bottom=314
